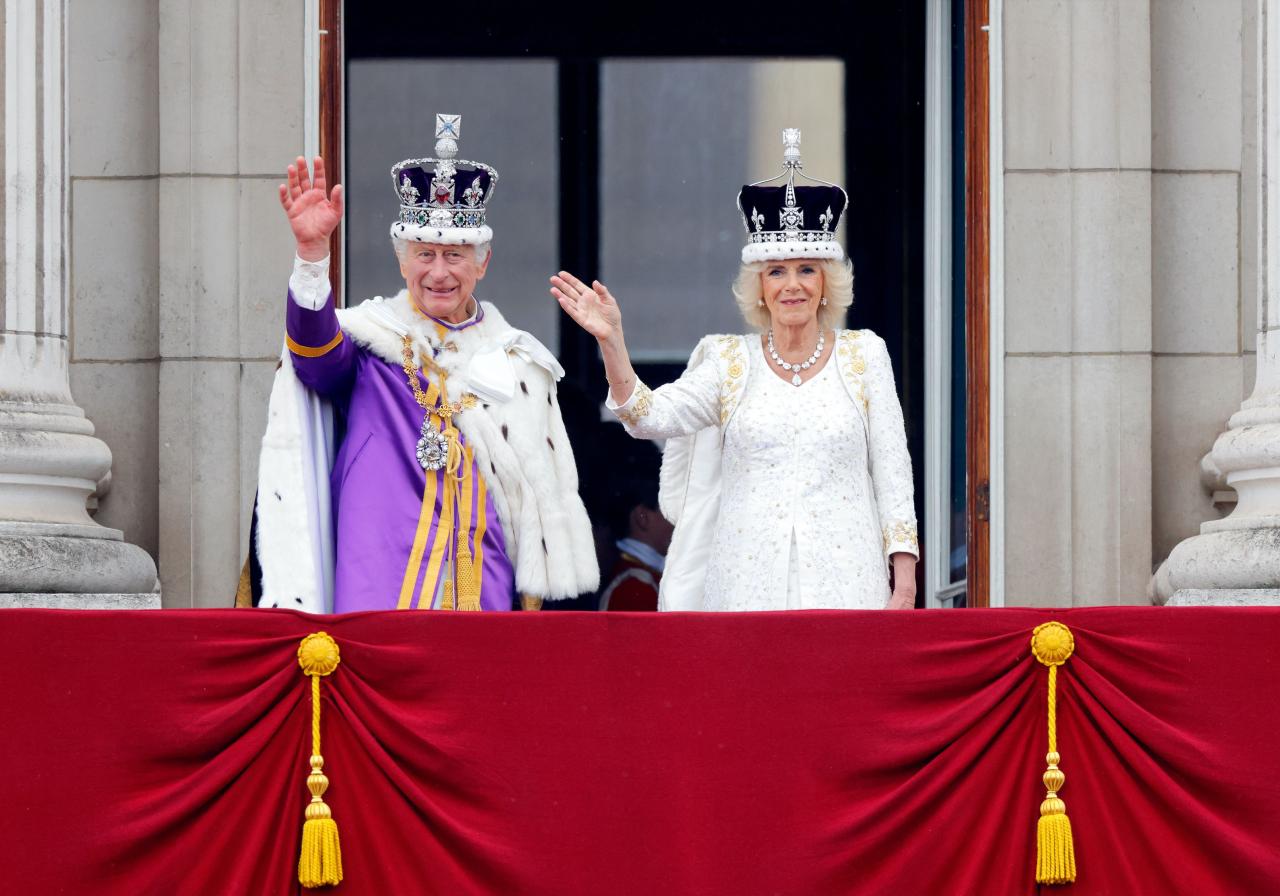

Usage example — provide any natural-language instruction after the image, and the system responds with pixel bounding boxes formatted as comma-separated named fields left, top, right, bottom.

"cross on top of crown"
left=436, top=114, right=461, bottom=140
left=434, top=114, right=461, bottom=160
left=782, top=128, right=802, bottom=168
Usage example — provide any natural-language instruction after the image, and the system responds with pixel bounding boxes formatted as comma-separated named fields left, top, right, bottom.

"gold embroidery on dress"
left=718, top=335, right=746, bottom=424
left=618, top=382, right=654, bottom=426
left=883, top=521, right=919, bottom=553
left=837, top=330, right=869, bottom=412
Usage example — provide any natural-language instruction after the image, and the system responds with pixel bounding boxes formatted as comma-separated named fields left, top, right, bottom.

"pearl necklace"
left=767, top=328, right=825, bottom=386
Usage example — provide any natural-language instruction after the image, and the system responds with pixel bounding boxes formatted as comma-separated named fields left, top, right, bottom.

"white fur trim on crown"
left=741, top=240, right=844, bottom=263
left=389, top=222, right=494, bottom=246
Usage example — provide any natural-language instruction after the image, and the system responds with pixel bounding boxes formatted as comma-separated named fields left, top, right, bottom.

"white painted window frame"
left=923, top=0, right=961, bottom=608
left=924, top=0, right=1004, bottom=608
left=303, top=0, right=321, bottom=163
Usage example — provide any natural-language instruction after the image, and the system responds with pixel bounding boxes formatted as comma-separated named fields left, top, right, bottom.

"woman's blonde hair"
left=731, top=257, right=854, bottom=331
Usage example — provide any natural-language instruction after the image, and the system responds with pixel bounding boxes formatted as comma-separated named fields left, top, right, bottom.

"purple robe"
left=285, top=290, right=514, bottom=612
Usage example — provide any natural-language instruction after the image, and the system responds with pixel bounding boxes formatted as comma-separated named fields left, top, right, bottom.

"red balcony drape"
left=2, top=607, right=1277, bottom=895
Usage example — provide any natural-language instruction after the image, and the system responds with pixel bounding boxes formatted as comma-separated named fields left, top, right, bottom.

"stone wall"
left=1002, top=0, right=1154, bottom=605
left=67, top=0, right=305, bottom=607
left=67, top=0, right=161, bottom=563
left=57, top=0, right=1261, bottom=609
left=1, top=0, right=157, bottom=607
left=1149, top=1, right=1256, bottom=566
left=999, top=0, right=1256, bottom=605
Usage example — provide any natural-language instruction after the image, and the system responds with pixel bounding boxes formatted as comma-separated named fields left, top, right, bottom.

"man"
left=598, top=440, right=673, bottom=612
left=252, top=116, right=597, bottom=612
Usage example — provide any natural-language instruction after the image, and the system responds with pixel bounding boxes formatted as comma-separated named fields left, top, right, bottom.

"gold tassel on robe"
left=452, top=445, right=482, bottom=612
left=1031, top=621, right=1077, bottom=885
left=405, top=334, right=485, bottom=613
left=296, top=632, right=344, bottom=888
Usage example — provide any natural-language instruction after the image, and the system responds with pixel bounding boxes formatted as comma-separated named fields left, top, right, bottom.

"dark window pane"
left=346, top=60, right=559, bottom=347
left=600, top=59, right=844, bottom=361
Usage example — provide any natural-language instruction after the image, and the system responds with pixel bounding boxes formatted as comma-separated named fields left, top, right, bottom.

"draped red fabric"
left=1, top=607, right=1277, bottom=895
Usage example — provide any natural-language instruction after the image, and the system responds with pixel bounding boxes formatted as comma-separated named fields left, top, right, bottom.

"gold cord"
left=1031, top=622, right=1077, bottom=885
left=399, top=335, right=485, bottom=611
left=296, top=633, right=343, bottom=887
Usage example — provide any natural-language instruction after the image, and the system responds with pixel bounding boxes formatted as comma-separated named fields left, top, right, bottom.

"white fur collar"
left=336, top=291, right=512, bottom=365
left=335, top=291, right=562, bottom=403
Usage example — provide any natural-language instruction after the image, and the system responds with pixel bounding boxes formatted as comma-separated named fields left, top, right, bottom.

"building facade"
left=0, top=0, right=1273, bottom=608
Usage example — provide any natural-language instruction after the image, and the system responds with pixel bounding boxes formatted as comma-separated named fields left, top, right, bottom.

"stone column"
left=1153, top=0, right=1280, bottom=606
left=156, top=0, right=303, bottom=607
left=0, top=0, right=157, bottom=608
left=1001, top=0, right=1154, bottom=606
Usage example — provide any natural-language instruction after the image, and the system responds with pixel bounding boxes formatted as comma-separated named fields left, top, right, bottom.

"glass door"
left=339, top=1, right=940, bottom=605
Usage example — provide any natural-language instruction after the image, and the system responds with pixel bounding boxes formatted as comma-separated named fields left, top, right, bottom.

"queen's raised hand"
left=551, top=271, right=624, bottom=346
left=278, top=155, right=344, bottom=262
left=552, top=271, right=637, bottom=404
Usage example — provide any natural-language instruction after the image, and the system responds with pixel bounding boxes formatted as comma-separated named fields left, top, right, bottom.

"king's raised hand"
left=279, top=155, right=344, bottom=262
left=551, top=271, right=624, bottom=346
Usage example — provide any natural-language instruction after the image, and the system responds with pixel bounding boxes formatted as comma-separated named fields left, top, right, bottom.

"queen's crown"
left=736, top=128, right=848, bottom=260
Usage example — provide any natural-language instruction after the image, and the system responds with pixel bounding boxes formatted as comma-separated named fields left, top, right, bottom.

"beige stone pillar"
left=0, top=0, right=157, bottom=607
left=156, top=0, right=303, bottom=606
left=1153, top=0, right=1280, bottom=605
left=1001, top=0, right=1154, bottom=606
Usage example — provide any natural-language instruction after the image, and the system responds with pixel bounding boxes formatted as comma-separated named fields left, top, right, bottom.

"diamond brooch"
left=416, top=421, right=449, bottom=471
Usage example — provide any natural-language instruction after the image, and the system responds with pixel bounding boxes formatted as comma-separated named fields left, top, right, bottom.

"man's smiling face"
left=398, top=242, right=490, bottom=323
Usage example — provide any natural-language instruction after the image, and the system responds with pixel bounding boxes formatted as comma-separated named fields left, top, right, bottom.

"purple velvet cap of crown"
left=738, top=184, right=847, bottom=238
left=392, top=164, right=495, bottom=243
left=397, top=167, right=493, bottom=209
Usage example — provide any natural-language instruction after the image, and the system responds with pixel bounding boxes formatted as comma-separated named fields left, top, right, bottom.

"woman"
left=552, top=129, right=918, bottom=611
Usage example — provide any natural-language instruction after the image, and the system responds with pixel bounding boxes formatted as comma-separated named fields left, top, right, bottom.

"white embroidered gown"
left=610, top=332, right=916, bottom=611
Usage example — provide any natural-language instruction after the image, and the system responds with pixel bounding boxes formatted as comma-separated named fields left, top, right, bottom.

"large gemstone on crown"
left=429, top=209, right=452, bottom=227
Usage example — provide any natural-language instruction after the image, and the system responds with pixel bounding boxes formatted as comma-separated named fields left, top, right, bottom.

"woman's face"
left=760, top=259, right=825, bottom=330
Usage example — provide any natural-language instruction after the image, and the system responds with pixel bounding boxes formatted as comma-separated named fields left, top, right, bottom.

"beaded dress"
left=609, top=330, right=917, bottom=611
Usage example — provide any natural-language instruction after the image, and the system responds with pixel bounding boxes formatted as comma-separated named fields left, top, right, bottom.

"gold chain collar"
left=399, top=334, right=478, bottom=421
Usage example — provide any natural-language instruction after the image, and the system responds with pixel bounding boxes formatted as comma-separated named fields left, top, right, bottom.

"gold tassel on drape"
left=1031, top=621, right=1077, bottom=885
left=297, top=632, right=344, bottom=888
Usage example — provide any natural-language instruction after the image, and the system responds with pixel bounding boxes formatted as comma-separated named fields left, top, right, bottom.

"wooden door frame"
left=316, top=3, right=993, bottom=605
left=963, top=0, right=991, bottom=607
left=320, top=0, right=343, bottom=305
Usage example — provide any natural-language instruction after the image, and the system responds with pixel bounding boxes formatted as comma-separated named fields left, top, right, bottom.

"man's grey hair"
left=391, top=237, right=491, bottom=265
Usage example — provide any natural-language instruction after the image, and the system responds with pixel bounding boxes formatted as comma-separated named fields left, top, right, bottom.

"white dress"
left=609, top=330, right=917, bottom=611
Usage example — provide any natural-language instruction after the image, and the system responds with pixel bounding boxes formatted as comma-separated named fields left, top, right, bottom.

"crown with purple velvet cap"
left=737, top=128, right=848, bottom=264
left=390, top=114, right=498, bottom=246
